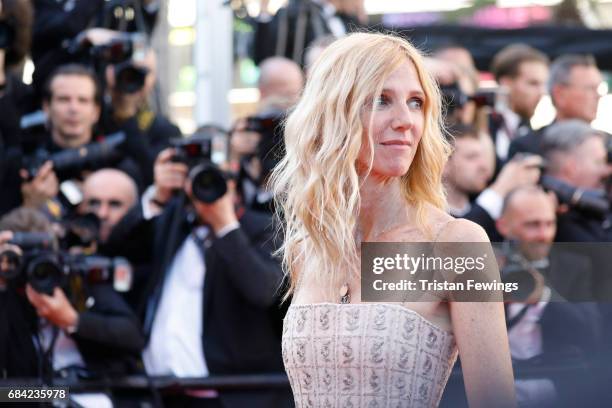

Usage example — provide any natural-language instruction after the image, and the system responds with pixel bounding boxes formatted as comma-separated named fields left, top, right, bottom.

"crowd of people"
left=0, top=1, right=610, bottom=407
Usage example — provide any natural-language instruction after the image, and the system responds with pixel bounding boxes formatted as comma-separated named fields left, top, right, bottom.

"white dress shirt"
left=508, top=287, right=557, bottom=407
left=496, top=107, right=522, bottom=161
left=143, top=227, right=210, bottom=377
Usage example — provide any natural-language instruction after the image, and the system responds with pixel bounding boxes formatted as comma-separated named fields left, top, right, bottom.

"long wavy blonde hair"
left=271, top=32, right=451, bottom=300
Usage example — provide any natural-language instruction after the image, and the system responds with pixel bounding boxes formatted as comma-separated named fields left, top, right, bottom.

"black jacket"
left=0, top=281, right=144, bottom=380
left=67, top=282, right=145, bottom=377
left=98, top=104, right=181, bottom=188
left=507, top=123, right=551, bottom=160
left=105, top=198, right=291, bottom=407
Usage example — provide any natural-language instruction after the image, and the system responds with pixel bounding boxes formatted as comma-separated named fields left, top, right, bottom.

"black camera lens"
left=190, top=163, right=227, bottom=203
left=0, top=249, right=22, bottom=280
left=502, top=268, right=537, bottom=302
left=114, top=63, right=148, bottom=94
left=27, top=254, right=64, bottom=295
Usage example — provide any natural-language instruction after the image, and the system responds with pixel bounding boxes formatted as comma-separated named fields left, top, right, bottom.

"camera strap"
left=505, top=303, right=532, bottom=331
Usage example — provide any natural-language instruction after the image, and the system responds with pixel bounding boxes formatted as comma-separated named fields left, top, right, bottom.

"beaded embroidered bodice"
left=282, top=303, right=458, bottom=408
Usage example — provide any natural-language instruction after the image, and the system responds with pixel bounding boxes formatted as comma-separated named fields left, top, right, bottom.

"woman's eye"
left=408, top=97, right=423, bottom=110
left=374, top=95, right=389, bottom=107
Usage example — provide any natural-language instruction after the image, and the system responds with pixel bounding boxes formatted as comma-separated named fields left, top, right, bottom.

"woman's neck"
left=358, top=174, right=410, bottom=241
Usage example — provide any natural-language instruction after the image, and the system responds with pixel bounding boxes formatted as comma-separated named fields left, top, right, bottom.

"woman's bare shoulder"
left=421, top=204, right=489, bottom=243
left=438, top=217, right=490, bottom=243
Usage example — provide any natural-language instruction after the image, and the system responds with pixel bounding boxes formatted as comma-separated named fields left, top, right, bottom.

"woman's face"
left=358, top=59, right=426, bottom=178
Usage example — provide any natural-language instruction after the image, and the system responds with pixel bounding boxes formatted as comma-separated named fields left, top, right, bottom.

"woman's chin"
left=370, top=165, right=411, bottom=180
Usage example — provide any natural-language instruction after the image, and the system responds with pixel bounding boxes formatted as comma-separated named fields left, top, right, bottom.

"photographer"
left=0, top=207, right=144, bottom=404
left=104, top=140, right=290, bottom=407
left=19, top=63, right=149, bottom=214
left=99, top=46, right=182, bottom=186
left=540, top=120, right=611, bottom=242
left=496, top=186, right=604, bottom=408
left=0, top=232, right=40, bottom=380
left=31, top=0, right=159, bottom=101
left=443, top=124, right=543, bottom=241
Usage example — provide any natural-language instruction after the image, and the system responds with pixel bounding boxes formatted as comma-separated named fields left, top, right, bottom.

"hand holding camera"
left=25, top=284, right=78, bottom=331
left=19, top=161, right=59, bottom=208
left=153, top=147, right=188, bottom=206
left=188, top=179, right=238, bottom=235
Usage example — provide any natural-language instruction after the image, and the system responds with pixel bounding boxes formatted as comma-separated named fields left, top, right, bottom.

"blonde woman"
left=273, top=33, right=516, bottom=408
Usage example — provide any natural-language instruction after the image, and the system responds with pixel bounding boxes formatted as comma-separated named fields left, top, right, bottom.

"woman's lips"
left=380, top=140, right=411, bottom=148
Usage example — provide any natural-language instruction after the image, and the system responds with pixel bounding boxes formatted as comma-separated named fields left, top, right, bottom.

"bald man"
left=258, top=56, right=304, bottom=105
left=79, top=168, right=138, bottom=242
left=496, top=185, right=557, bottom=261
left=495, top=185, right=604, bottom=408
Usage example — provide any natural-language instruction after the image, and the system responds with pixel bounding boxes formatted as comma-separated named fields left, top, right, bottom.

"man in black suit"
left=99, top=47, right=182, bottom=187
left=489, top=44, right=549, bottom=164
left=508, top=54, right=604, bottom=159
left=105, top=147, right=290, bottom=408
left=496, top=186, right=605, bottom=408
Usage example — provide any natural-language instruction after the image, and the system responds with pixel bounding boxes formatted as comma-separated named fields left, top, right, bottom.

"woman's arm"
left=444, top=218, right=517, bottom=408
left=451, top=301, right=516, bottom=408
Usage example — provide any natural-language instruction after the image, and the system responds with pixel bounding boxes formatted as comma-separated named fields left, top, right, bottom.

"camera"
left=0, top=232, right=56, bottom=281
left=440, top=82, right=504, bottom=116
left=113, top=60, right=148, bottom=94
left=440, top=82, right=469, bottom=115
left=0, top=235, right=131, bottom=295
left=496, top=241, right=546, bottom=302
left=22, top=132, right=126, bottom=180
left=470, top=90, right=498, bottom=108
left=244, top=111, right=284, bottom=135
left=92, top=33, right=148, bottom=94
left=540, top=175, right=609, bottom=218
left=170, top=133, right=228, bottom=203
left=243, top=109, right=286, bottom=181
left=68, top=31, right=148, bottom=93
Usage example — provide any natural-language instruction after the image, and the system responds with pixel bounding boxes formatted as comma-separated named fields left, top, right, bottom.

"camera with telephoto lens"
left=170, top=133, right=228, bottom=203
left=540, top=175, right=609, bottom=218
left=0, top=232, right=132, bottom=295
left=511, top=153, right=610, bottom=218
left=21, top=132, right=126, bottom=180
left=440, top=82, right=500, bottom=116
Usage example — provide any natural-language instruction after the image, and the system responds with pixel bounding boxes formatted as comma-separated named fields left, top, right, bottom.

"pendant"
left=339, top=283, right=350, bottom=304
